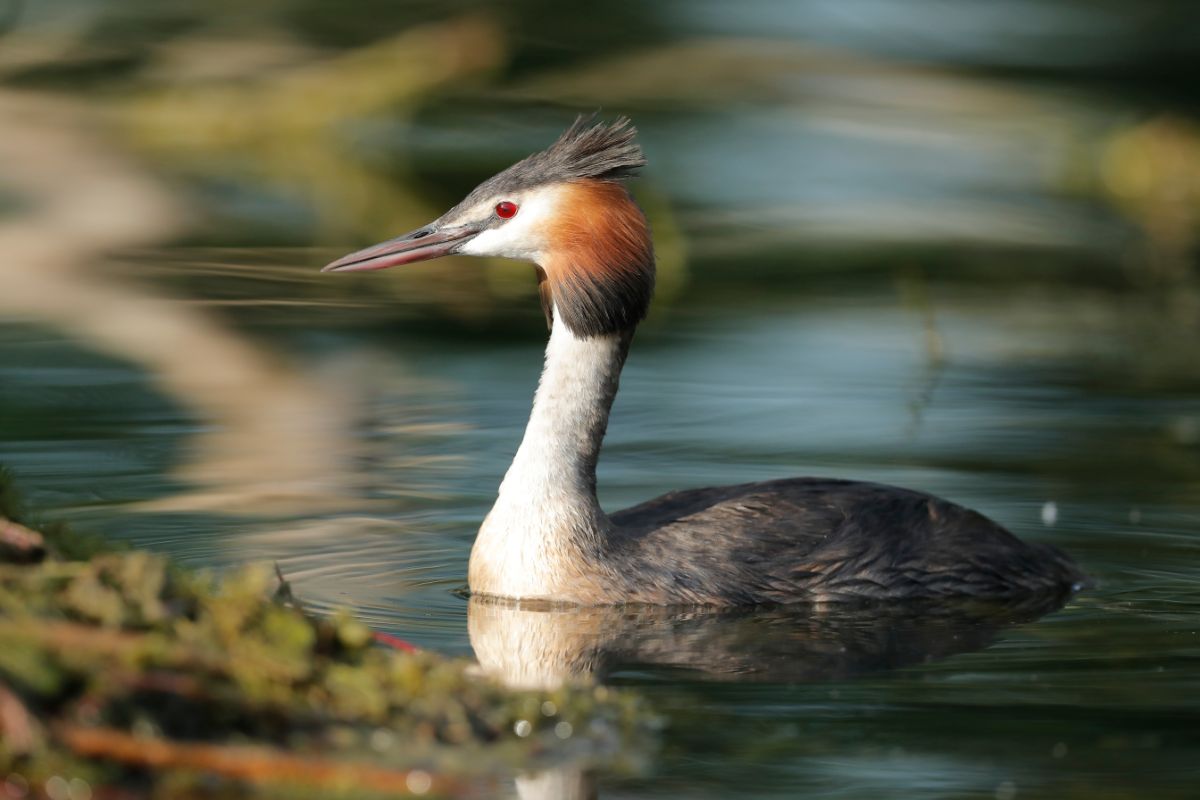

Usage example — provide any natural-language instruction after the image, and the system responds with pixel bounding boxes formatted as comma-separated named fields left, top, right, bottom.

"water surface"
left=2, top=270, right=1198, bottom=797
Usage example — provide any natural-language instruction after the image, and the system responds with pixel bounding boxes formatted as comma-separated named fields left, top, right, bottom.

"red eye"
left=495, top=201, right=518, bottom=219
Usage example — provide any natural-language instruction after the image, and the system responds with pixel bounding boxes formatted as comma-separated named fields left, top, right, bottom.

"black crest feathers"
left=534, top=114, right=646, bottom=183
left=462, top=115, right=646, bottom=203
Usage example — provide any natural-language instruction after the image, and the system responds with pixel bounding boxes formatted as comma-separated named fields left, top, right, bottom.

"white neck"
left=469, top=307, right=629, bottom=600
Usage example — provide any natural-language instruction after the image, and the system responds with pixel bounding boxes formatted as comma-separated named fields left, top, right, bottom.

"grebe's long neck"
left=469, top=308, right=632, bottom=600
left=506, top=310, right=628, bottom=505
left=468, top=178, right=653, bottom=601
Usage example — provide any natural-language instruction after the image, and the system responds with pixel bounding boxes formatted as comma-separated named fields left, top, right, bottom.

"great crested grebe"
left=323, top=116, right=1085, bottom=605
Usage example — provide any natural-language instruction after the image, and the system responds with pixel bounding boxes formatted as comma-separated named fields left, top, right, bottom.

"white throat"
left=469, top=307, right=629, bottom=600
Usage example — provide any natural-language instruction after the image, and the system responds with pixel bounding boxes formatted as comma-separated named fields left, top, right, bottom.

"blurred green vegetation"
left=0, top=469, right=655, bottom=798
left=1, top=0, right=1197, bottom=320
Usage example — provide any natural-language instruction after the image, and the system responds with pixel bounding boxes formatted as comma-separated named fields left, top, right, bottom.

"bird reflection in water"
left=467, top=591, right=1073, bottom=799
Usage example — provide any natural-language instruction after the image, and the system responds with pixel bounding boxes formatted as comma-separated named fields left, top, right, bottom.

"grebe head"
left=322, top=116, right=655, bottom=336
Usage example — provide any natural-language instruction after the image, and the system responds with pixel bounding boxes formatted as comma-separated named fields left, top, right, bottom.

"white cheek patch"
left=459, top=185, right=565, bottom=262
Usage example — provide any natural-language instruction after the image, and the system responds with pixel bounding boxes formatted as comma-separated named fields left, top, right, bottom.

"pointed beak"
left=321, top=222, right=481, bottom=273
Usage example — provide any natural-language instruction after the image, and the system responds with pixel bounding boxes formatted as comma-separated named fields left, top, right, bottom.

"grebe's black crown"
left=532, top=115, right=645, bottom=183
left=464, top=115, right=645, bottom=202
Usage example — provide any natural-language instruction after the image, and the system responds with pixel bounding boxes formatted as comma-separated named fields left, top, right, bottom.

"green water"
left=3, top=279, right=1199, bottom=797
left=2, top=0, right=1200, bottom=796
